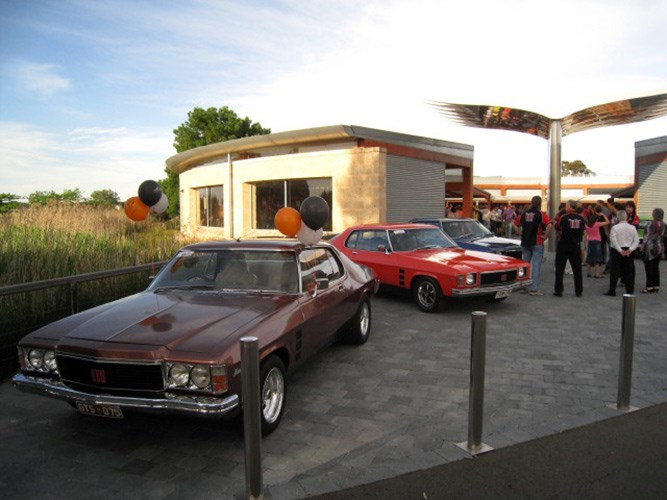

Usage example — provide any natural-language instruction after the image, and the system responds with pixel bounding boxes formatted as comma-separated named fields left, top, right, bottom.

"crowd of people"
left=510, top=197, right=665, bottom=297
left=445, top=198, right=665, bottom=297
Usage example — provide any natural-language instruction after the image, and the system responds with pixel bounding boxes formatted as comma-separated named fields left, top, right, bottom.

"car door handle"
left=351, top=251, right=358, bottom=255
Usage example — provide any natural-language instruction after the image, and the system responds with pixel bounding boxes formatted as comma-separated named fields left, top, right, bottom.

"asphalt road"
left=1, top=252, right=665, bottom=499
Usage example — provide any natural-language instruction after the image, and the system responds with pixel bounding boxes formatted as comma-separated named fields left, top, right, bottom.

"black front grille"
left=480, top=270, right=517, bottom=286
left=503, top=250, right=523, bottom=259
left=57, top=355, right=164, bottom=393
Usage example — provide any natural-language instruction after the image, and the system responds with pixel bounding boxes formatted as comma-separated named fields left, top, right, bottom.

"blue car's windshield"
left=388, top=228, right=458, bottom=251
left=441, top=220, right=491, bottom=240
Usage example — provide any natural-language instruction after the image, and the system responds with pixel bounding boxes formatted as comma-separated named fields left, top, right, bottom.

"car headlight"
left=28, top=349, right=44, bottom=369
left=190, top=365, right=211, bottom=389
left=465, top=273, right=476, bottom=285
left=43, top=351, right=58, bottom=371
left=518, top=267, right=526, bottom=278
left=169, top=364, right=190, bottom=387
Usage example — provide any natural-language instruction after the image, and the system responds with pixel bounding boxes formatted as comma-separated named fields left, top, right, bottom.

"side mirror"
left=315, top=277, right=329, bottom=290
left=377, top=244, right=387, bottom=253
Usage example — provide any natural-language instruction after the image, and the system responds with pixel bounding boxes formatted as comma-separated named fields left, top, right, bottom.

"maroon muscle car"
left=13, top=240, right=376, bottom=435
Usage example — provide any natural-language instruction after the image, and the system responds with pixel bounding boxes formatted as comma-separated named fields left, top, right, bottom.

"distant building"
left=473, top=175, right=634, bottom=207
left=634, top=136, right=667, bottom=218
left=166, top=125, right=474, bottom=239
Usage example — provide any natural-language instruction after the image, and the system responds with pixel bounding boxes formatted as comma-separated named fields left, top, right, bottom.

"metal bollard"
left=241, top=337, right=263, bottom=499
left=457, top=311, right=493, bottom=455
left=616, top=294, right=637, bottom=411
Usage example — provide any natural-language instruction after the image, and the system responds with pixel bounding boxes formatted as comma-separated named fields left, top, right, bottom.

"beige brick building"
left=166, top=125, right=474, bottom=239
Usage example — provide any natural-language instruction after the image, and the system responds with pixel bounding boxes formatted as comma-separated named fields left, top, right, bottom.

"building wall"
left=386, top=155, right=445, bottom=221
left=635, top=136, right=667, bottom=219
left=179, top=146, right=388, bottom=239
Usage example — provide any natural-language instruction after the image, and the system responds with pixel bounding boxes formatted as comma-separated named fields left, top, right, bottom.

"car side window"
left=299, top=248, right=342, bottom=288
left=346, top=230, right=388, bottom=251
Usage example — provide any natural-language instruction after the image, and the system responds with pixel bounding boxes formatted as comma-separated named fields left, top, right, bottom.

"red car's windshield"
left=388, top=228, right=458, bottom=251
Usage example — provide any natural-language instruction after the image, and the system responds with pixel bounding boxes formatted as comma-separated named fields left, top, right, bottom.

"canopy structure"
left=431, top=92, right=667, bottom=250
left=431, top=93, right=667, bottom=251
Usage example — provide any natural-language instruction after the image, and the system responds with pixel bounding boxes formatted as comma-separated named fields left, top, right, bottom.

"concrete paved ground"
left=1, top=253, right=665, bottom=499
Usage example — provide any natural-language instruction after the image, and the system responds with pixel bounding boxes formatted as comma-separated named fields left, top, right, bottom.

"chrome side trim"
left=451, top=279, right=532, bottom=297
left=12, top=373, right=239, bottom=418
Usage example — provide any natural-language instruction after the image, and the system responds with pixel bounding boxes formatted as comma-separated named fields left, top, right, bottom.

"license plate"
left=76, top=402, right=124, bottom=419
left=495, top=290, right=510, bottom=299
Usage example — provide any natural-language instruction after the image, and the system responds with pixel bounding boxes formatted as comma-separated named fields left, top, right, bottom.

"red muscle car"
left=330, top=223, right=531, bottom=312
left=13, top=240, right=376, bottom=435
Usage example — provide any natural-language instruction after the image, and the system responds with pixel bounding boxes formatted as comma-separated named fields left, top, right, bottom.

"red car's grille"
left=57, top=355, right=164, bottom=394
left=480, top=270, right=518, bottom=286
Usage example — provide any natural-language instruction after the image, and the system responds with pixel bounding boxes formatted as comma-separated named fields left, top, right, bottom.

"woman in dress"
left=641, top=207, right=665, bottom=293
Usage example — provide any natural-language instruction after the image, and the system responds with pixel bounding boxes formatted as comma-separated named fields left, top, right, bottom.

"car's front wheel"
left=259, top=355, right=286, bottom=436
left=413, top=277, right=444, bottom=312
left=343, top=296, right=371, bottom=345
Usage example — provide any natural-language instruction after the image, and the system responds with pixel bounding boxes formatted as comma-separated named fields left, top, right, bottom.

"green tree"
left=87, top=189, right=121, bottom=207
left=0, top=193, right=22, bottom=213
left=28, top=189, right=83, bottom=205
left=161, top=106, right=271, bottom=218
left=562, top=160, right=596, bottom=177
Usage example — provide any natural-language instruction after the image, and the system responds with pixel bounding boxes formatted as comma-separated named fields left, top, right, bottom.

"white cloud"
left=11, top=61, right=70, bottom=96
left=0, top=123, right=172, bottom=200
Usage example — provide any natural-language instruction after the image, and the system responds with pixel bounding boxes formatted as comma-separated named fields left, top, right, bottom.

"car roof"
left=182, top=239, right=330, bottom=252
left=345, top=223, right=439, bottom=231
left=410, top=217, right=476, bottom=223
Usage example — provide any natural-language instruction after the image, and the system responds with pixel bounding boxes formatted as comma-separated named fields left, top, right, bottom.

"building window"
left=198, top=185, right=224, bottom=227
left=253, top=178, right=332, bottom=230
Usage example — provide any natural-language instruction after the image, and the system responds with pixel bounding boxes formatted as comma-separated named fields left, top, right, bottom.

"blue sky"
left=1, top=0, right=666, bottom=201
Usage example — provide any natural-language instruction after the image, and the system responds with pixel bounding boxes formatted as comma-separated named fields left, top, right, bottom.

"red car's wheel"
left=413, top=277, right=444, bottom=312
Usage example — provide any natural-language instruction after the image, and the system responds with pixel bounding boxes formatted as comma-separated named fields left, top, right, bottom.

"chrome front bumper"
left=12, top=373, right=239, bottom=418
left=451, top=279, right=532, bottom=297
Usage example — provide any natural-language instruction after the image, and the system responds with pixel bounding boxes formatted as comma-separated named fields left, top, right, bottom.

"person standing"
left=514, top=195, right=552, bottom=296
left=604, top=210, right=640, bottom=296
left=504, top=204, right=516, bottom=237
left=585, top=208, right=610, bottom=278
left=641, top=208, right=665, bottom=293
left=554, top=201, right=586, bottom=297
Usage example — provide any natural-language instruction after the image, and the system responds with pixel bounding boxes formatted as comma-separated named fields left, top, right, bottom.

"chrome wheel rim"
left=359, top=302, right=370, bottom=336
left=262, top=367, right=285, bottom=424
left=417, top=280, right=437, bottom=308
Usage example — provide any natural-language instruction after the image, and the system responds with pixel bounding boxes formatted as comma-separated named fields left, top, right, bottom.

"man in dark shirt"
left=554, top=200, right=586, bottom=297
left=514, top=195, right=552, bottom=296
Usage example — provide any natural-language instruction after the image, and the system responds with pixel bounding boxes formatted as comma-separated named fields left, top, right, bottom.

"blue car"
left=410, top=218, right=523, bottom=259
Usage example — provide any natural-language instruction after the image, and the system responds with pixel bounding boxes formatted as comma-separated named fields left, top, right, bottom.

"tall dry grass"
left=0, top=204, right=199, bottom=379
left=0, top=203, right=194, bottom=285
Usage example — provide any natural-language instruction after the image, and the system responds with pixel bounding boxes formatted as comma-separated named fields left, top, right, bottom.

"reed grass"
left=0, top=204, right=199, bottom=379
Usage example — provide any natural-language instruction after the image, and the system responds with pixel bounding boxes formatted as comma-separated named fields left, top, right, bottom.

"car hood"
left=27, top=291, right=300, bottom=353
left=459, top=235, right=522, bottom=249
left=401, top=247, right=522, bottom=271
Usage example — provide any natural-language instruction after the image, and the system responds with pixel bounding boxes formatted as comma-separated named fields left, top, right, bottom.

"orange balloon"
left=124, top=196, right=149, bottom=221
left=274, top=207, right=301, bottom=237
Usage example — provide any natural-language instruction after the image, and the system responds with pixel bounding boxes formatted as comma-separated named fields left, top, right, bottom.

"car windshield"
left=149, top=249, right=300, bottom=293
left=388, top=228, right=458, bottom=251
left=441, top=220, right=491, bottom=240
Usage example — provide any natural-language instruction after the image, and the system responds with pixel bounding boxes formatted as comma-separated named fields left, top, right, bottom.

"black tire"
left=259, top=355, right=286, bottom=436
left=413, top=277, right=444, bottom=312
left=343, top=296, right=371, bottom=345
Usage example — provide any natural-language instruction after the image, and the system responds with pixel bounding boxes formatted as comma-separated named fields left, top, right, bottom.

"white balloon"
left=150, top=193, right=169, bottom=214
left=297, top=223, right=323, bottom=245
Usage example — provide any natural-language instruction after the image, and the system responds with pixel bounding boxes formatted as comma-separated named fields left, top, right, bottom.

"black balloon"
left=300, top=196, right=329, bottom=230
left=138, top=180, right=162, bottom=207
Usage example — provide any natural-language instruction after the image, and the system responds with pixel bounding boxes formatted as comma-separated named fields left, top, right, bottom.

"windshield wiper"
left=153, top=284, right=215, bottom=293
left=414, top=244, right=439, bottom=250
